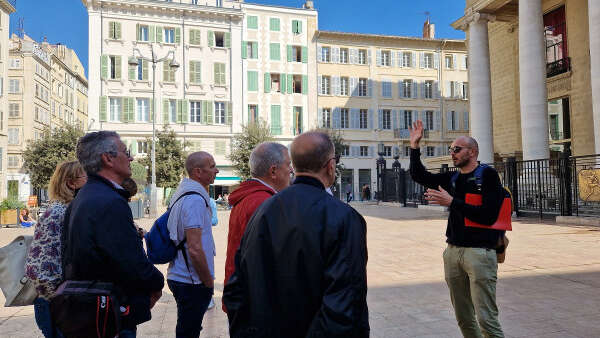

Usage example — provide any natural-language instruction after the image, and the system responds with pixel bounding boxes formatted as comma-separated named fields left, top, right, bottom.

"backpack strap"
left=451, top=164, right=489, bottom=191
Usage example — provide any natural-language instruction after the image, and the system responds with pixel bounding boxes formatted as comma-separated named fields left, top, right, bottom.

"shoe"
left=207, top=298, right=215, bottom=310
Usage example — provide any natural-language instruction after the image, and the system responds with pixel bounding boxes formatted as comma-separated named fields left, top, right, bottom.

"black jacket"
left=409, top=148, right=505, bottom=248
left=223, top=176, right=369, bottom=338
left=62, top=174, right=164, bottom=327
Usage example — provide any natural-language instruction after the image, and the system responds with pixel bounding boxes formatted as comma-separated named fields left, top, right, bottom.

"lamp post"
left=128, top=44, right=179, bottom=217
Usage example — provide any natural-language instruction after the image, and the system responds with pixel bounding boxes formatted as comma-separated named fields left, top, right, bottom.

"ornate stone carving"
left=578, top=169, right=600, bottom=202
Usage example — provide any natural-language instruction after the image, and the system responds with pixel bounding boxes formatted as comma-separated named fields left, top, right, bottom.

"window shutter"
left=410, top=51, right=416, bottom=68
left=242, top=41, right=248, bottom=59
left=368, top=79, right=373, bottom=97
left=248, top=71, right=257, bottom=91
left=116, top=22, right=122, bottom=39
left=398, top=80, right=404, bottom=98
left=270, top=18, right=280, bottom=31
left=332, top=76, right=340, bottom=96
left=445, top=81, right=451, bottom=98
left=287, top=45, right=293, bottom=62
left=280, top=73, right=287, bottom=93
left=397, top=51, right=403, bottom=68
left=463, top=111, right=469, bottom=130
left=207, top=101, right=214, bottom=124
left=453, top=54, right=458, bottom=70
left=317, top=75, right=322, bottom=95
left=391, top=51, right=396, bottom=67
left=412, top=79, right=418, bottom=98
left=376, top=50, right=382, bottom=66
left=175, top=28, right=181, bottom=44
left=317, top=45, right=322, bottom=62
left=302, top=46, right=308, bottom=63
left=297, top=20, right=302, bottom=34
left=434, top=52, right=440, bottom=69
left=333, top=107, right=341, bottom=129
left=446, top=111, right=452, bottom=130
left=101, top=55, right=108, bottom=80
left=201, top=101, right=208, bottom=124
left=226, top=102, right=232, bottom=125
left=392, top=110, right=398, bottom=130
left=109, top=22, right=115, bottom=39
left=368, top=49, right=372, bottom=65
left=131, top=140, right=138, bottom=156
left=150, top=98, right=154, bottom=122
left=434, top=111, right=441, bottom=130
left=128, top=97, right=135, bottom=122
left=411, top=110, right=418, bottom=125
left=264, top=72, right=271, bottom=93
left=271, top=105, right=281, bottom=135
left=142, top=60, right=148, bottom=81
left=176, top=99, right=183, bottom=123
left=149, top=25, right=155, bottom=42
left=247, top=16, right=258, bottom=29
left=136, top=24, right=140, bottom=41
left=115, top=56, right=122, bottom=79
left=253, top=42, right=259, bottom=59
left=224, top=32, right=231, bottom=48
left=302, top=75, right=308, bottom=94
left=333, top=47, right=340, bottom=63
left=270, top=43, right=280, bottom=61
left=287, top=74, right=293, bottom=94
left=128, top=65, right=135, bottom=81
left=350, top=77, right=357, bottom=96
left=434, top=81, right=440, bottom=99
left=99, top=96, right=107, bottom=121
left=213, top=63, right=219, bottom=85
left=378, top=109, right=383, bottom=129
left=317, top=108, right=324, bottom=128
left=369, top=146, right=375, bottom=158
left=208, top=30, right=214, bottom=47
left=163, top=99, right=169, bottom=123
left=368, top=109, right=373, bottom=129
left=156, top=26, right=163, bottom=43
left=350, top=109, right=358, bottom=129
left=457, top=81, right=464, bottom=99
left=462, top=55, right=468, bottom=70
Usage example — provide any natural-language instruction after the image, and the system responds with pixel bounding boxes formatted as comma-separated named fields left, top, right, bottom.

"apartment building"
left=6, top=34, right=88, bottom=200
left=316, top=26, right=469, bottom=199
left=0, top=0, right=15, bottom=200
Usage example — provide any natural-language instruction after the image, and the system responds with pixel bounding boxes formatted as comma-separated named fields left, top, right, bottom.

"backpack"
left=450, top=164, right=512, bottom=208
left=144, top=191, right=208, bottom=265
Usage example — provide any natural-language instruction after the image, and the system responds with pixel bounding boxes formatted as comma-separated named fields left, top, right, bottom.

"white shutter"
left=318, top=108, right=324, bottom=128
left=376, top=50, right=382, bottom=66
left=333, top=76, right=340, bottom=96
left=434, top=111, right=441, bottom=131
left=317, top=45, right=322, bottom=62
left=397, top=51, right=403, bottom=68
left=318, top=76, right=323, bottom=95
left=419, top=52, right=425, bottom=69
left=412, top=79, right=418, bottom=98
left=351, top=109, right=359, bottom=129
left=390, top=51, right=396, bottom=67
left=463, top=111, right=469, bottom=130
left=333, top=107, right=341, bottom=129
left=398, top=80, right=404, bottom=98
left=368, top=49, right=372, bottom=65
left=434, top=81, right=440, bottom=99
left=411, top=51, right=417, bottom=68
left=333, top=47, right=340, bottom=63
left=447, top=111, right=453, bottom=130
left=462, top=55, right=468, bottom=70
left=434, top=52, right=440, bottom=69
left=453, top=54, right=458, bottom=70
left=457, top=82, right=464, bottom=99
left=411, top=110, right=418, bottom=125
left=392, top=110, right=398, bottom=130
left=445, top=81, right=451, bottom=98
left=378, top=109, right=383, bottom=129
left=350, top=48, right=357, bottom=64
left=420, top=81, right=426, bottom=99
left=368, top=109, right=374, bottom=129
left=369, top=146, right=375, bottom=158
left=368, top=79, right=373, bottom=97
left=454, top=82, right=461, bottom=99
left=350, top=77, right=357, bottom=96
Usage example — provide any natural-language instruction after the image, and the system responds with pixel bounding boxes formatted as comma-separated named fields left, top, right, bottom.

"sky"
left=9, top=0, right=466, bottom=77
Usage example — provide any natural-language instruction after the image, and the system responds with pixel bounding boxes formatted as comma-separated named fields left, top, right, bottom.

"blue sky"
left=9, top=0, right=465, bottom=77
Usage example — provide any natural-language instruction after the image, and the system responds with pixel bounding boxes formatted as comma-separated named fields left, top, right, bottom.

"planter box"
left=1, top=209, right=19, bottom=226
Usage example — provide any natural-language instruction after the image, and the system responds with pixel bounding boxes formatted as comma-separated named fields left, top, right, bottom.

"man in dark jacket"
left=62, top=131, right=164, bottom=337
left=409, top=120, right=505, bottom=338
left=223, top=131, right=369, bottom=338
left=223, top=142, right=292, bottom=311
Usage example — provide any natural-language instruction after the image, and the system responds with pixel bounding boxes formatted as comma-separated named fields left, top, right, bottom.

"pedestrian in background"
left=25, top=161, right=87, bottom=338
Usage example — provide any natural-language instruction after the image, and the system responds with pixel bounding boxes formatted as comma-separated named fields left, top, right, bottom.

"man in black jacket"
left=409, top=120, right=505, bottom=338
left=62, top=131, right=164, bottom=337
left=223, top=131, right=369, bottom=338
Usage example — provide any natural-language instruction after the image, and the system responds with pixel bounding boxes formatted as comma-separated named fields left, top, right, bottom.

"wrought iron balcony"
left=546, top=57, right=570, bottom=78
left=394, top=128, right=428, bottom=139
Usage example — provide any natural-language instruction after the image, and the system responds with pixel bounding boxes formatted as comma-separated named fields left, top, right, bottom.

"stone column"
left=589, top=0, right=600, bottom=154
left=465, top=12, right=495, bottom=164
left=519, top=0, right=550, bottom=160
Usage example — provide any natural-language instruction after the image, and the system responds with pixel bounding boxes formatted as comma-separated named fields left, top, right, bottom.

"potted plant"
left=0, top=198, right=26, bottom=227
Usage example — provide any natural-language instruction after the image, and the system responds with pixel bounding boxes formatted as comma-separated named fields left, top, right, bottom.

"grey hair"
left=249, top=142, right=288, bottom=178
left=76, top=131, right=120, bottom=174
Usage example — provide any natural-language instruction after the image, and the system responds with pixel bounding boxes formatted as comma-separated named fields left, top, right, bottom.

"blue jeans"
left=33, top=298, right=63, bottom=338
left=119, top=328, right=137, bottom=338
left=167, top=279, right=213, bottom=338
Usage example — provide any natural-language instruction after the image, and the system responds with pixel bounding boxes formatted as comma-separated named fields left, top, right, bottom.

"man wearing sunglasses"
left=409, top=120, right=506, bottom=338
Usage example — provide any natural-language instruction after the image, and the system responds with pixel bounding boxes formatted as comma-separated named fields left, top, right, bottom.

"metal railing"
left=546, top=57, right=570, bottom=78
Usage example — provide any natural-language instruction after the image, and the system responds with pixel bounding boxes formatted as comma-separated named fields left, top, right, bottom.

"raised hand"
left=409, top=120, right=424, bottom=149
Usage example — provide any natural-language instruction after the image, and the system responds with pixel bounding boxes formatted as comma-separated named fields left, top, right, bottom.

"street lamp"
left=129, top=45, right=179, bottom=217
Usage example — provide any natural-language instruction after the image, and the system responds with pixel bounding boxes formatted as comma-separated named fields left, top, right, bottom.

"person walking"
left=365, top=185, right=371, bottom=201
left=223, top=142, right=292, bottom=312
left=409, top=120, right=506, bottom=338
left=166, top=152, right=218, bottom=337
left=61, top=131, right=164, bottom=338
left=223, top=132, right=369, bottom=338
left=345, top=182, right=353, bottom=203
left=25, top=161, right=87, bottom=338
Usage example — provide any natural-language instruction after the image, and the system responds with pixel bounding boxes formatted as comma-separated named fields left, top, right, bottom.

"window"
left=247, top=71, right=258, bottom=92
left=291, top=45, right=302, bottom=62
left=292, top=20, right=302, bottom=34
left=214, top=32, right=225, bottom=47
left=403, top=110, right=413, bottom=129
left=426, top=146, right=435, bottom=157
left=381, top=50, right=391, bottom=66
left=445, top=55, right=454, bottom=69
left=247, top=41, right=258, bottom=59
left=340, top=108, right=349, bottom=129
left=163, top=60, right=176, bottom=82
left=271, top=73, right=282, bottom=93
left=164, top=28, right=175, bottom=43
left=404, top=146, right=411, bottom=157
left=8, top=156, right=19, bottom=168
left=360, top=146, right=369, bottom=157
left=340, top=48, right=349, bottom=64
left=109, top=55, right=120, bottom=79
left=215, top=141, right=226, bottom=155
left=109, top=98, right=121, bottom=121
left=382, top=81, right=392, bottom=98
left=190, top=101, right=202, bottom=123
left=214, top=62, right=226, bottom=86
left=215, top=102, right=226, bottom=124
left=462, top=82, right=469, bottom=99
left=448, top=111, right=458, bottom=130
left=423, top=53, right=434, bottom=68
left=321, top=47, right=331, bottom=62
left=402, top=79, right=412, bottom=98
left=8, top=128, right=19, bottom=144
left=216, top=0, right=223, bottom=7
left=340, top=77, right=349, bottom=96
left=248, top=104, right=258, bottom=124
left=9, top=58, right=21, bottom=69
left=9, top=103, right=19, bottom=117
left=247, top=16, right=258, bottom=29
left=292, top=75, right=302, bottom=94
left=342, top=145, right=350, bottom=157
left=382, top=109, right=391, bottom=130
left=189, top=61, right=201, bottom=84
left=383, top=146, right=392, bottom=157
left=358, top=49, right=367, bottom=65
left=137, top=141, right=148, bottom=154
left=270, top=43, right=280, bottom=61
left=424, top=111, right=434, bottom=130
left=424, top=80, right=434, bottom=99
left=270, top=17, right=280, bottom=31
left=321, top=108, right=331, bottom=128
left=358, top=78, right=368, bottom=97
left=402, top=52, right=412, bottom=67
left=136, top=58, right=145, bottom=81
left=108, top=21, right=121, bottom=39
left=359, top=109, right=368, bottom=129
left=136, top=98, right=149, bottom=122
left=320, top=76, right=331, bottom=95
left=544, top=6, right=568, bottom=77
left=9, top=79, right=19, bottom=93
left=292, top=106, right=303, bottom=135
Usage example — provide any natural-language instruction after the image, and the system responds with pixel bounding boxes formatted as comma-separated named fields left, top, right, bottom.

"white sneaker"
left=207, top=298, right=215, bottom=310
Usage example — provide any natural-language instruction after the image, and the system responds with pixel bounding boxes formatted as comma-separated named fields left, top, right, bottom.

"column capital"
left=457, top=10, right=496, bottom=31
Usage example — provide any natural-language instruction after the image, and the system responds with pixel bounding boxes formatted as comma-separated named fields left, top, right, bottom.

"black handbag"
left=50, top=280, right=123, bottom=338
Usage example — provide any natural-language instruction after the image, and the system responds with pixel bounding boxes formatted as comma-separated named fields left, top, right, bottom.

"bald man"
left=409, top=120, right=506, bottom=338
left=223, top=132, right=369, bottom=338
left=166, top=151, right=219, bottom=337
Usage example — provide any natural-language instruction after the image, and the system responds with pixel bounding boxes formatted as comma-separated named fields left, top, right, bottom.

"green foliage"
left=227, top=120, right=273, bottom=180
left=312, top=128, right=347, bottom=176
left=22, top=124, right=84, bottom=190
left=0, top=198, right=26, bottom=211
left=130, top=161, right=147, bottom=185
left=139, top=126, right=187, bottom=189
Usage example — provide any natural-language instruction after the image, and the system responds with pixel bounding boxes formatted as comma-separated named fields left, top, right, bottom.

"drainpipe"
left=439, top=39, right=447, bottom=144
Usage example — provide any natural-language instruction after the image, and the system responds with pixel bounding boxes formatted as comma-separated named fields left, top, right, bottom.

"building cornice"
left=82, top=0, right=243, bottom=19
left=242, top=2, right=317, bottom=17
left=317, top=30, right=466, bottom=48
left=452, top=0, right=517, bottom=29
left=0, top=0, right=16, bottom=14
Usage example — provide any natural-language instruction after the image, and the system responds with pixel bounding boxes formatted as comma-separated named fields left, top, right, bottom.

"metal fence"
left=382, top=153, right=600, bottom=218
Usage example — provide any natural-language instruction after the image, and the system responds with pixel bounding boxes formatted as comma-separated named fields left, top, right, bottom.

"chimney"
left=304, top=1, right=314, bottom=9
left=423, top=18, right=435, bottom=39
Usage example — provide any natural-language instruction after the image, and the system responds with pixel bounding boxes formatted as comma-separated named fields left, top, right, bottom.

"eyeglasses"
left=322, top=155, right=340, bottom=168
left=448, top=146, right=469, bottom=154
left=120, top=149, right=131, bottom=158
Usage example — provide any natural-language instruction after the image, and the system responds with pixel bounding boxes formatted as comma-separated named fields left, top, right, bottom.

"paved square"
left=1, top=204, right=600, bottom=337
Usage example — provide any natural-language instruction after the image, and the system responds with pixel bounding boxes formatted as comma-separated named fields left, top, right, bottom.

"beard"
left=453, top=157, right=469, bottom=168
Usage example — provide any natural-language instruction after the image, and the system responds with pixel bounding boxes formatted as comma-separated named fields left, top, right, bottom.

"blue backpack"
left=144, top=191, right=208, bottom=264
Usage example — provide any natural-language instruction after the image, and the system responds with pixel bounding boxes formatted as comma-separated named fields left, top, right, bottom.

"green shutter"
left=101, top=55, right=108, bottom=80
left=207, top=101, right=214, bottom=124
left=149, top=25, right=155, bottom=42
left=136, top=24, right=141, bottom=41
left=163, top=99, right=169, bottom=124
left=202, top=100, right=208, bottom=124
left=99, top=96, right=107, bottom=121
left=226, top=102, right=232, bottom=125
left=115, top=22, right=122, bottom=39
left=208, top=31, right=214, bottom=47
left=302, top=46, right=308, bottom=63
left=293, top=107, right=297, bottom=134
left=287, top=74, right=293, bottom=94
left=252, top=42, right=258, bottom=59
left=224, top=32, right=231, bottom=48
left=302, top=75, right=308, bottom=94
left=127, top=97, right=135, bottom=123
left=248, top=71, right=258, bottom=92
left=271, top=105, right=281, bottom=135
left=213, top=63, right=219, bottom=85
left=270, top=43, right=280, bottom=61
left=189, top=29, right=199, bottom=45
left=182, top=99, right=188, bottom=123
left=175, top=27, right=181, bottom=44
left=122, top=97, right=129, bottom=122
left=264, top=72, right=271, bottom=93
left=150, top=98, right=154, bottom=121
left=115, top=56, right=122, bottom=80
left=242, top=41, right=247, bottom=59
left=142, top=60, right=148, bottom=80
left=163, top=61, right=169, bottom=82
left=109, top=22, right=115, bottom=39
left=247, top=15, right=258, bottom=29
left=280, top=74, right=286, bottom=94
left=176, top=100, right=183, bottom=123
left=129, top=65, right=136, bottom=81
left=287, top=45, right=293, bottom=62
left=131, top=140, right=138, bottom=156
left=270, top=18, right=280, bottom=31
left=156, top=26, right=163, bottom=43
left=297, top=20, right=302, bottom=34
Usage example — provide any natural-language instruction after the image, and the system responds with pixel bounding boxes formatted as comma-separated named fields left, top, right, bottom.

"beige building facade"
left=7, top=34, right=88, bottom=201
left=0, top=0, right=15, bottom=200
left=453, top=0, right=598, bottom=160
left=316, top=30, right=469, bottom=199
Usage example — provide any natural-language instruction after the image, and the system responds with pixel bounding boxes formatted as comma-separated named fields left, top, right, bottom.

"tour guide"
left=409, top=120, right=506, bottom=338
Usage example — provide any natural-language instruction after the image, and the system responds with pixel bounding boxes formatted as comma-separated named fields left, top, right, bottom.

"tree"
left=130, top=161, right=147, bottom=186
left=139, top=126, right=187, bottom=191
left=313, top=128, right=347, bottom=175
left=228, top=120, right=273, bottom=180
left=22, top=124, right=84, bottom=189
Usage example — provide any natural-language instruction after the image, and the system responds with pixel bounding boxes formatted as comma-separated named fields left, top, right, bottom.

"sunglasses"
left=448, top=146, right=469, bottom=154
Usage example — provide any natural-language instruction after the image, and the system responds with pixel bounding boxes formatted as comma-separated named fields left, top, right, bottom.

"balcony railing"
left=546, top=57, right=570, bottom=78
left=394, top=128, right=428, bottom=139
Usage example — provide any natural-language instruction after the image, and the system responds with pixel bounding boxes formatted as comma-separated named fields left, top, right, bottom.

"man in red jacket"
left=223, top=142, right=292, bottom=311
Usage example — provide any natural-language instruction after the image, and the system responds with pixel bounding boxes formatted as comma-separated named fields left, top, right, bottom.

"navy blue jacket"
left=62, top=174, right=164, bottom=327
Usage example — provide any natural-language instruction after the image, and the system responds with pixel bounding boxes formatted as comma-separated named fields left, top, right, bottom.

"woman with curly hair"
left=25, top=161, right=87, bottom=338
